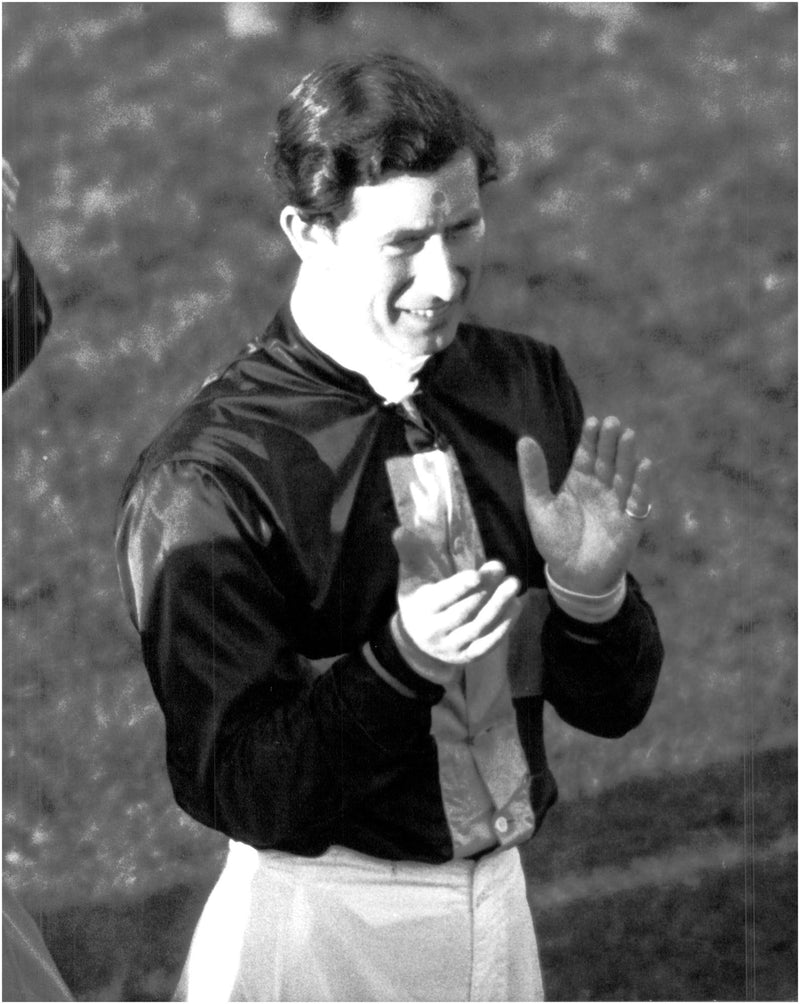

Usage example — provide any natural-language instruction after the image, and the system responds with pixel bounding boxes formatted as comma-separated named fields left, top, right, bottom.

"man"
left=116, top=53, right=664, bottom=1001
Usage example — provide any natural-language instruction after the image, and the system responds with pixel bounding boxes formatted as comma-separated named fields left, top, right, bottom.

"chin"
left=397, top=317, right=461, bottom=357
left=431, top=318, right=463, bottom=350
left=426, top=327, right=459, bottom=354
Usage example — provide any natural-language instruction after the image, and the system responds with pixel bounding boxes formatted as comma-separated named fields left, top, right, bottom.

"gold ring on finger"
left=625, top=502, right=652, bottom=520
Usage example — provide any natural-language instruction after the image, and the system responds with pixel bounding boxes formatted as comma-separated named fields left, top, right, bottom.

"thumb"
left=517, top=436, right=553, bottom=508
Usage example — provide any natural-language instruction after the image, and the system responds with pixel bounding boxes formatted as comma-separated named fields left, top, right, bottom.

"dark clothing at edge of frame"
left=2, top=239, right=52, bottom=391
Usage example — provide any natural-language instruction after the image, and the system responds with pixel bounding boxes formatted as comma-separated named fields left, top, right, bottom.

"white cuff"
left=361, top=640, right=417, bottom=698
left=390, top=613, right=458, bottom=687
left=545, top=565, right=627, bottom=624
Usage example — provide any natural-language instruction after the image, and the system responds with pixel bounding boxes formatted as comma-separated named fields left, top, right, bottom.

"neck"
left=289, top=265, right=430, bottom=403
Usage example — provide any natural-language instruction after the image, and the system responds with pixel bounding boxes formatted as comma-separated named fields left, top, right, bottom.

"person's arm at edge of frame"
left=2, top=160, right=53, bottom=392
left=115, top=458, right=444, bottom=852
left=2, top=239, right=53, bottom=391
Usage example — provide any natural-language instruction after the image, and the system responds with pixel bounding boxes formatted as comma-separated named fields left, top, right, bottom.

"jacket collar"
left=257, top=303, right=451, bottom=403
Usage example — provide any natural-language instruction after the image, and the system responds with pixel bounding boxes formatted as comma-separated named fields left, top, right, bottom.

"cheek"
left=373, top=263, right=411, bottom=307
left=463, top=233, right=486, bottom=269
left=330, top=245, right=411, bottom=315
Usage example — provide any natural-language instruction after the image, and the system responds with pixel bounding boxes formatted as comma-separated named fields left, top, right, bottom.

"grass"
left=33, top=747, right=797, bottom=1002
left=2, top=3, right=797, bottom=1000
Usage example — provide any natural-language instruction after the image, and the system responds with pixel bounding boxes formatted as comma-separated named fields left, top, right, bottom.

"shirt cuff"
left=362, top=640, right=417, bottom=698
left=389, top=613, right=459, bottom=687
left=545, top=564, right=627, bottom=624
left=366, top=618, right=448, bottom=703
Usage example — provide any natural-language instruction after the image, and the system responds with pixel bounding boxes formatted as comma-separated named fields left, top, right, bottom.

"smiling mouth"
left=399, top=303, right=456, bottom=321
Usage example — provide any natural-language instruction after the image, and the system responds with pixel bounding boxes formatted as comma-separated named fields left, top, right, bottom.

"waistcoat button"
left=494, top=815, right=509, bottom=835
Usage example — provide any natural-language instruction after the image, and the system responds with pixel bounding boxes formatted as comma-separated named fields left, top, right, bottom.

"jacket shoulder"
left=117, top=345, right=271, bottom=512
left=456, top=321, right=567, bottom=372
left=432, top=321, right=581, bottom=424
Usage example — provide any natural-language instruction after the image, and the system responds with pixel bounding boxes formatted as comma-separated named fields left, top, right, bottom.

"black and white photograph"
left=2, top=3, right=796, bottom=1001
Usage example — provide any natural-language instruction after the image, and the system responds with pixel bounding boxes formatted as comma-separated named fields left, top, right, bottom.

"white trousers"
left=174, top=842, right=543, bottom=1002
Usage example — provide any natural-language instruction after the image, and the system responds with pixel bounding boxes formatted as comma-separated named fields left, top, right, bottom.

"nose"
left=413, top=235, right=465, bottom=302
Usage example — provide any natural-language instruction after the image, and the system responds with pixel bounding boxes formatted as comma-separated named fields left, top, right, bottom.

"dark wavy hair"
left=268, top=53, right=498, bottom=226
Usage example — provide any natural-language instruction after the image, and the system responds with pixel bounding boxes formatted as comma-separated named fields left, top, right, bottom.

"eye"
left=385, top=235, right=424, bottom=255
left=446, top=218, right=483, bottom=241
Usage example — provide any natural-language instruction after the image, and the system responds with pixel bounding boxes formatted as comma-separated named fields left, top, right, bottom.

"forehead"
left=341, top=149, right=482, bottom=234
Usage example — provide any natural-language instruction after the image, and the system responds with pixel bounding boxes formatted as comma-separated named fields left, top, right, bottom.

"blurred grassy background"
left=2, top=2, right=796, bottom=1000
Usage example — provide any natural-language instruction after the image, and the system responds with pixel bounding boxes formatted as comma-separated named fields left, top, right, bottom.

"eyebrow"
left=381, top=209, right=483, bottom=243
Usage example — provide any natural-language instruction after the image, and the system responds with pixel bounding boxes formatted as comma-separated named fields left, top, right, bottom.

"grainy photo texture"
left=2, top=3, right=796, bottom=1002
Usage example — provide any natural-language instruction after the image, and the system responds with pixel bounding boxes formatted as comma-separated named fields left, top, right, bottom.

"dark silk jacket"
left=3, top=239, right=52, bottom=391
left=115, top=307, right=664, bottom=862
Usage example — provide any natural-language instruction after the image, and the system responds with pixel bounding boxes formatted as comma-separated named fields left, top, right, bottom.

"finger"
left=418, top=567, right=485, bottom=612
left=475, top=574, right=522, bottom=631
left=435, top=583, right=496, bottom=632
left=572, top=416, right=601, bottom=475
left=423, top=559, right=508, bottom=631
left=461, top=596, right=523, bottom=661
left=595, top=416, right=621, bottom=486
left=517, top=436, right=552, bottom=507
left=476, top=560, right=507, bottom=591
left=625, top=457, right=653, bottom=518
left=612, top=427, right=638, bottom=507
left=434, top=561, right=510, bottom=631
left=448, top=575, right=521, bottom=649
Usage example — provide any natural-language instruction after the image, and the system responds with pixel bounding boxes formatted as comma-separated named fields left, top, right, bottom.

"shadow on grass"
left=35, top=746, right=795, bottom=1002
left=535, top=854, right=796, bottom=1002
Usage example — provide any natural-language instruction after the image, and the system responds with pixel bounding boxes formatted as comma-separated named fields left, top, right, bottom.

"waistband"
left=226, top=840, right=519, bottom=890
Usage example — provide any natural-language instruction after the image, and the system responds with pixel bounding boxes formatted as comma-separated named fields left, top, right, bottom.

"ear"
left=279, top=206, right=335, bottom=263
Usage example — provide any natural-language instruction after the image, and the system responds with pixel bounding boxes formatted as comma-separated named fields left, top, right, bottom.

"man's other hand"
left=392, top=527, right=522, bottom=674
left=3, top=159, right=19, bottom=282
left=517, top=416, right=653, bottom=595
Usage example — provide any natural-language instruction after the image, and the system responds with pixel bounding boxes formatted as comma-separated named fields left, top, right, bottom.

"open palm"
left=517, top=416, right=653, bottom=595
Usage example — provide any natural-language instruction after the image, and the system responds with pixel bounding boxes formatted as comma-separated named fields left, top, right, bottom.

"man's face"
left=321, top=149, right=486, bottom=359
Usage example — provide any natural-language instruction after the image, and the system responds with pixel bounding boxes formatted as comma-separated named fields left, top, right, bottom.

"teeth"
left=405, top=308, right=441, bottom=318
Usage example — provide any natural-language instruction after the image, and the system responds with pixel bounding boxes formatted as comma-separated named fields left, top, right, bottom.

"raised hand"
left=517, top=416, right=653, bottom=595
left=3, top=159, right=19, bottom=282
left=392, top=526, right=522, bottom=680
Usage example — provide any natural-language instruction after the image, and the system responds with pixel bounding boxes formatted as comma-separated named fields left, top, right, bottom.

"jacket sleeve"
left=2, top=238, right=52, bottom=391
left=541, top=574, right=664, bottom=738
left=115, top=459, right=441, bottom=851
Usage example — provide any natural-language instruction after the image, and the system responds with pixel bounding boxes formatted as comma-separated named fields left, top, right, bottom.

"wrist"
left=545, top=564, right=627, bottom=623
left=391, top=614, right=459, bottom=687
left=366, top=618, right=447, bottom=703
